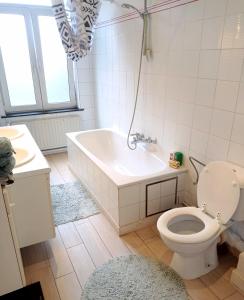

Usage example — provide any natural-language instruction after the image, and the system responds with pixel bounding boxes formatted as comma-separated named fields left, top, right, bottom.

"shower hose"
left=126, top=14, right=147, bottom=150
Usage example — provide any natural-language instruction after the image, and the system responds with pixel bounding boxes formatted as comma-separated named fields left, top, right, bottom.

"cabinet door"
left=9, top=173, right=55, bottom=247
left=3, top=186, right=26, bottom=286
left=0, top=188, right=23, bottom=296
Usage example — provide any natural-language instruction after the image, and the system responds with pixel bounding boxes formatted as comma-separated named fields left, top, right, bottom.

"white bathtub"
left=67, top=129, right=187, bottom=234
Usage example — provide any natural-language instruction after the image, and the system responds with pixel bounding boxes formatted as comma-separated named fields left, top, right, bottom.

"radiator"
left=12, top=115, right=81, bottom=151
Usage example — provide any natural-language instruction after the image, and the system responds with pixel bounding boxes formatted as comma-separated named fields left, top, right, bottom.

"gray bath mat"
left=81, top=255, right=187, bottom=300
left=51, top=181, right=100, bottom=226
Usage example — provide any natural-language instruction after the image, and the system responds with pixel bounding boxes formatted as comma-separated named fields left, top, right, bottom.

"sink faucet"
left=130, top=132, right=157, bottom=145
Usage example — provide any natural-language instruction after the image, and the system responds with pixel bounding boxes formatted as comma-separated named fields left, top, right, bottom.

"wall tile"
left=228, top=142, right=244, bottom=167
left=79, top=83, right=94, bottom=96
left=184, top=0, right=205, bottom=22
left=206, top=135, right=229, bottom=161
left=177, top=103, right=194, bottom=127
left=147, top=198, right=161, bottom=215
left=178, top=78, right=197, bottom=103
left=119, top=204, right=140, bottom=226
left=184, top=20, right=202, bottom=50
left=182, top=50, right=199, bottom=77
left=193, top=105, right=212, bottom=132
left=147, top=183, right=160, bottom=201
left=201, top=17, right=224, bottom=49
left=160, top=179, right=176, bottom=197
left=165, top=100, right=179, bottom=122
left=211, top=109, right=234, bottom=139
left=214, top=81, right=239, bottom=111
left=236, top=82, right=244, bottom=114
left=162, top=120, right=176, bottom=150
left=190, top=129, right=209, bottom=156
left=222, top=14, right=244, bottom=49
left=175, top=124, right=191, bottom=148
left=160, top=194, right=176, bottom=211
left=204, top=0, right=228, bottom=19
left=218, top=49, right=244, bottom=81
left=231, top=114, right=244, bottom=144
left=119, top=185, right=140, bottom=208
left=195, top=79, right=216, bottom=107
left=226, top=0, right=244, bottom=16
left=198, top=50, right=220, bottom=79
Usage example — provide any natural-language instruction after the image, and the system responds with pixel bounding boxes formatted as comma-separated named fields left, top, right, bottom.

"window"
left=0, top=3, right=76, bottom=113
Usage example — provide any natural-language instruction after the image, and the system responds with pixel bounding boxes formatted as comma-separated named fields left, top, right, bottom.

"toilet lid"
left=197, top=161, right=240, bottom=224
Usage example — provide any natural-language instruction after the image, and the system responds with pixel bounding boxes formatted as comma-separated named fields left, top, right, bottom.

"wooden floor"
left=21, top=153, right=244, bottom=300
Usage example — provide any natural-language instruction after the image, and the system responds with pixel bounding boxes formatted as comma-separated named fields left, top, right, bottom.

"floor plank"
left=27, top=265, right=61, bottom=300
left=45, top=228, right=74, bottom=278
left=75, top=221, right=112, bottom=267
left=184, top=278, right=219, bottom=300
left=89, top=214, right=131, bottom=257
left=68, top=244, right=95, bottom=288
left=56, top=272, right=82, bottom=300
left=121, top=232, right=155, bottom=257
left=145, top=236, right=169, bottom=261
left=225, top=293, right=244, bottom=300
left=45, top=156, right=65, bottom=185
left=136, top=226, right=157, bottom=242
left=200, top=270, right=236, bottom=299
left=58, top=222, right=82, bottom=249
left=47, top=153, right=76, bottom=183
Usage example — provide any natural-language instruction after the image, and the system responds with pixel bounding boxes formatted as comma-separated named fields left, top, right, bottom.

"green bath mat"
left=51, top=181, right=100, bottom=226
left=81, top=255, right=188, bottom=300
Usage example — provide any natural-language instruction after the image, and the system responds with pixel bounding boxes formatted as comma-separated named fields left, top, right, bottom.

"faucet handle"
left=145, top=137, right=157, bottom=144
left=130, top=132, right=140, bottom=137
left=130, top=132, right=144, bottom=139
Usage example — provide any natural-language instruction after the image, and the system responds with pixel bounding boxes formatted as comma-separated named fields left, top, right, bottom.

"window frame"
left=0, top=3, right=76, bottom=114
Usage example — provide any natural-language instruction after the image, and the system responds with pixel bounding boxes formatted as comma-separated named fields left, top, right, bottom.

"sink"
left=14, top=147, right=35, bottom=167
left=0, top=126, right=24, bottom=140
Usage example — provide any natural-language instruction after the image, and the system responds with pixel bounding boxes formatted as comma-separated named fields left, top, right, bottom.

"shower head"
left=121, top=3, right=144, bottom=18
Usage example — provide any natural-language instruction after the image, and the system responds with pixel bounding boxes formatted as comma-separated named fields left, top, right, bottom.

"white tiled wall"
left=77, top=0, right=244, bottom=205
left=73, top=55, right=96, bottom=130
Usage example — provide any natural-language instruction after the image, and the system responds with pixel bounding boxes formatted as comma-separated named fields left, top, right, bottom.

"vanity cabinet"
left=0, top=185, right=25, bottom=296
left=9, top=172, right=55, bottom=248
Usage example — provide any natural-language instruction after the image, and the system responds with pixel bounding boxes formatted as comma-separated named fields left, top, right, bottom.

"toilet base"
left=170, top=239, right=219, bottom=279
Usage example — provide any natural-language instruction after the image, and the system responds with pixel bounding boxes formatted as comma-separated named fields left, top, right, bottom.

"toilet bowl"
left=157, top=161, right=244, bottom=279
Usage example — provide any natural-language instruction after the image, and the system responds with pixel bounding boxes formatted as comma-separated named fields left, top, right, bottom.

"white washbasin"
left=14, top=147, right=35, bottom=167
left=0, top=126, right=24, bottom=140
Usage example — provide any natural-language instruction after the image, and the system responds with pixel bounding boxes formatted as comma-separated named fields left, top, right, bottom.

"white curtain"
left=52, top=0, right=101, bottom=61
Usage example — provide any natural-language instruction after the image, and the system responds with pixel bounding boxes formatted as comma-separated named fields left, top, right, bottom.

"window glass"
left=38, top=15, right=70, bottom=104
left=0, top=14, right=36, bottom=106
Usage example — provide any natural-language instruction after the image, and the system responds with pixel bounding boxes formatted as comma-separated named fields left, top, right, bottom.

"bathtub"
left=67, top=129, right=187, bottom=234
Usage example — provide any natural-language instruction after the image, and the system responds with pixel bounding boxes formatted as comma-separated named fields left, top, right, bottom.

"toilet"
left=157, top=161, right=244, bottom=279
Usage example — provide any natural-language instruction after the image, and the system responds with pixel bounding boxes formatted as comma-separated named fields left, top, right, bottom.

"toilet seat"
left=197, top=161, right=240, bottom=224
left=157, top=207, right=220, bottom=244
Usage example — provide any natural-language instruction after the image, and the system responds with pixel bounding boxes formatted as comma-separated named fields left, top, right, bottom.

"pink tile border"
left=96, top=0, right=199, bottom=28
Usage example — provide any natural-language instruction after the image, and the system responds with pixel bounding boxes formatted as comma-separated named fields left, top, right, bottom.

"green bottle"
left=174, top=152, right=183, bottom=166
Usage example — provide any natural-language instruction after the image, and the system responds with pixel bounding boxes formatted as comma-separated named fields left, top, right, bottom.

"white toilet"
left=157, top=161, right=244, bottom=279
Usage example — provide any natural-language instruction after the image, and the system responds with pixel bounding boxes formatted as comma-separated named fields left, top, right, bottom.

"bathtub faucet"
left=130, top=132, right=157, bottom=145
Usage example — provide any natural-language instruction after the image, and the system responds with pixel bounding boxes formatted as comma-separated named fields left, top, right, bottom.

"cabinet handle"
left=3, top=189, right=15, bottom=214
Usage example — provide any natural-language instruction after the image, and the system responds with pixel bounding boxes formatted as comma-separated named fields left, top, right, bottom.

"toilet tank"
left=228, top=163, right=244, bottom=221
